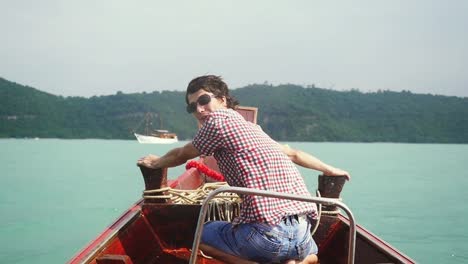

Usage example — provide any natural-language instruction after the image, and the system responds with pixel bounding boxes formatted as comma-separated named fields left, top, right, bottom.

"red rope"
left=185, top=160, right=225, bottom=181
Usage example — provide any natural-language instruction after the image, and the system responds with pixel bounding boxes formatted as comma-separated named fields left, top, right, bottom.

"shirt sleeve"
left=192, top=116, right=224, bottom=156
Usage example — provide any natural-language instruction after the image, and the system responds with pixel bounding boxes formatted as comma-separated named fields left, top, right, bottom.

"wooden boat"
left=134, top=130, right=178, bottom=144
left=69, top=107, right=416, bottom=264
left=134, top=113, right=178, bottom=144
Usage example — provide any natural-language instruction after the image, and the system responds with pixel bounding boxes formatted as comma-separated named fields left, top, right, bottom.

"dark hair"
left=185, top=75, right=239, bottom=109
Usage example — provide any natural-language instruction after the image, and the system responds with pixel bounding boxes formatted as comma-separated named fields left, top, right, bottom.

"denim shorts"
left=201, top=215, right=318, bottom=263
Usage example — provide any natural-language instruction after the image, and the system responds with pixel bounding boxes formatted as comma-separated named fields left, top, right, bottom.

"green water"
left=0, top=139, right=467, bottom=263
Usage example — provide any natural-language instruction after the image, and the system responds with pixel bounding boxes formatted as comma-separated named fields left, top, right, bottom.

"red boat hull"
left=69, top=166, right=415, bottom=264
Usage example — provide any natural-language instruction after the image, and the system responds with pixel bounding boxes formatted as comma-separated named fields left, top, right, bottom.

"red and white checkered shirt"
left=192, top=109, right=317, bottom=225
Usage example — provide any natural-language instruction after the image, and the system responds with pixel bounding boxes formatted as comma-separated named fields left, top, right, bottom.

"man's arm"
left=137, top=142, right=200, bottom=169
left=279, top=144, right=351, bottom=180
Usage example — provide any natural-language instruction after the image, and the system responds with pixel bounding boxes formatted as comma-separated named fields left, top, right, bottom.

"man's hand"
left=137, top=154, right=160, bottom=169
left=324, top=166, right=351, bottom=181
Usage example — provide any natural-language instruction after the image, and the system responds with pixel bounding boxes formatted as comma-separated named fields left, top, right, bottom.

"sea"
left=0, top=139, right=467, bottom=264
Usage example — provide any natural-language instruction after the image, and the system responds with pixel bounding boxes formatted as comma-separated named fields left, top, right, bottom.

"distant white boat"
left=133, top=113, right=178, bottom=144
left=134, top=130, right=178, bottom=144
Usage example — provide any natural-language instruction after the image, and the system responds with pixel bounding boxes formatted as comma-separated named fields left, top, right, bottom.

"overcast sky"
left=1, top=0, right=467, bottom=97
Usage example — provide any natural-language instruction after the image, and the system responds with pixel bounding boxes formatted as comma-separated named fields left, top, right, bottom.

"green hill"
left=1, top=77, right=467, bottom=143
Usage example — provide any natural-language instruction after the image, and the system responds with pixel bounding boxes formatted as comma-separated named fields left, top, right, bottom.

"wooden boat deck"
left=70, top=196, right=415, bottom=264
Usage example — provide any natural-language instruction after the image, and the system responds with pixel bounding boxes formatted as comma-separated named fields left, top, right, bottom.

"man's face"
left=187, top=89, right=227, bottom=124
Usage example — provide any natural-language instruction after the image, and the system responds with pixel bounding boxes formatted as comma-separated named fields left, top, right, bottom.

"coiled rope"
left=143, top=182, right=241, bottom=222
left=143, top=161, right=239, bottom=221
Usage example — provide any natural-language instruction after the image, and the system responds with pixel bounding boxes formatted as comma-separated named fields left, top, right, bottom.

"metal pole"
left=189, top=186, right=356, bottom=264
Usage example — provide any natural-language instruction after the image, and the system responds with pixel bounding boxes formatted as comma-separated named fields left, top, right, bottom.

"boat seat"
left=197, top=105, right=258, bottom=128
left=234, top=106, right=258, bottom=124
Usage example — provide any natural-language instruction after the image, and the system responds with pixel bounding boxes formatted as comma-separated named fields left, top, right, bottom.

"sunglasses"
left=186, top=94, right=216, bottom=113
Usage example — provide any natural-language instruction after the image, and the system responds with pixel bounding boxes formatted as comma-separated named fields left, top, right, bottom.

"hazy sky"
left=1, top=0, right=467, bottom=97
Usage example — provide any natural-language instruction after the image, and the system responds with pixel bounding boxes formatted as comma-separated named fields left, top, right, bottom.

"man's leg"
left=283, top=254, right=318, bottom=264
left=200, top=244, right=259, bottom=264
left=300, top=254, right=318, bottom=264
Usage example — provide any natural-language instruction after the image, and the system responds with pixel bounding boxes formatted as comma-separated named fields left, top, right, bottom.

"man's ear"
left=221, top=96, right=227, bottom=107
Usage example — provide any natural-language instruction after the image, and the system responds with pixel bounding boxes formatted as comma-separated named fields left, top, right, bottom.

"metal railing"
left=189, top=186, right=356, bottom=264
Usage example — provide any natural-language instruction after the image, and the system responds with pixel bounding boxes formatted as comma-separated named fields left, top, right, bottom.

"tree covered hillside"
left=233, top=84, right=468, bottom=142
left=1, top=77, right=467, bottom=143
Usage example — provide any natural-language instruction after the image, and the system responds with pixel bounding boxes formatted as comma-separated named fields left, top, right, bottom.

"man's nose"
left=196, top=103, right=205, bottom=113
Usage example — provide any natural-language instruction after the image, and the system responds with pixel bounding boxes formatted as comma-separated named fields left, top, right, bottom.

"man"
left=137, top=75, right=350, bottom=264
